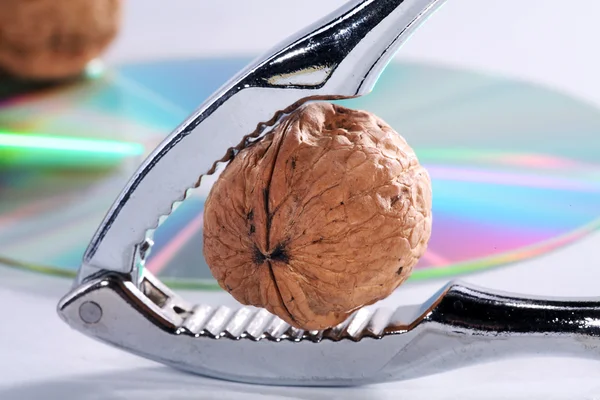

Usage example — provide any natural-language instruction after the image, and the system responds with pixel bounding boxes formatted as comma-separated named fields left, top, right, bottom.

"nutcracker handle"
left=75, top=0, right=447, bottom=286
left=57, top=270, right=600, bottom=386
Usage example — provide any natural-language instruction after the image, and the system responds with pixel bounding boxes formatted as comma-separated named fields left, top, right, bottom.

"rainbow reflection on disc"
left=0, top=58, right=599, bottom=289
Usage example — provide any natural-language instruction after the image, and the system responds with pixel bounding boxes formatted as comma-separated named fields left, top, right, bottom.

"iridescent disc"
left=0, top=58, right=599, bottom=289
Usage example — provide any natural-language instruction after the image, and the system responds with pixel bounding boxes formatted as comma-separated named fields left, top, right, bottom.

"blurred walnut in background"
left=0, top=0, right=121, bottom=80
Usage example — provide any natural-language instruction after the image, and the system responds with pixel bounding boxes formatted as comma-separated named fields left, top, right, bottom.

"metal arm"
left=78, top=0, right=446, bottom=284
left=58, top=274, right=600, bottom=386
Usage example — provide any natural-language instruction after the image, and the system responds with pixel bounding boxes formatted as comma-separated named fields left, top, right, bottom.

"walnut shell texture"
left=203, top=102, right=432, bottom=330
left=0, top=0, right=121, bottom=80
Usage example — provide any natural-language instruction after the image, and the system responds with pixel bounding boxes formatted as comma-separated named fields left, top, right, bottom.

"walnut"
left=0, top=0, right=121, bottom=80
left=203, top=102, right=432, bottom=330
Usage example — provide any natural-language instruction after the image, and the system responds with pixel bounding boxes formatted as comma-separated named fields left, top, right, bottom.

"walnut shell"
left=0, top=0, right=121, bottom=80
left=203, top=102, right=432, bottom=330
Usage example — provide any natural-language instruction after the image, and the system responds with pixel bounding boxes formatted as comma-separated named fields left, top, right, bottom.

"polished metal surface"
left=57, top=0, right=600, bottom=387
left=58, top=273, right=600, bottom=386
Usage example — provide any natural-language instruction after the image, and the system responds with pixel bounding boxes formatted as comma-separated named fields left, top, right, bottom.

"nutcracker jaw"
left=56, top=0, right=600, bottom=387
left=58, top=271, right=600, bottom=386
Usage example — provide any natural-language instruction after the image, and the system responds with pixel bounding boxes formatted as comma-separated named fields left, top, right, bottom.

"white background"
left=2, top=1, right=600, bottom=399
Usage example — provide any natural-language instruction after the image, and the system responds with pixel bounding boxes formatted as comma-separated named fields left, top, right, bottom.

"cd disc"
left=1, top=58, right=599, bottom=289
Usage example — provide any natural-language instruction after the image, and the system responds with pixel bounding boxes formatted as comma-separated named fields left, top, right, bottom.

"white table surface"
left=2, top=1, right=600, bottom=399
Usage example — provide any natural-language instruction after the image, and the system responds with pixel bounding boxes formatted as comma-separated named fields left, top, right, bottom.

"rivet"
left=79, top=301, right=102, bottom=324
